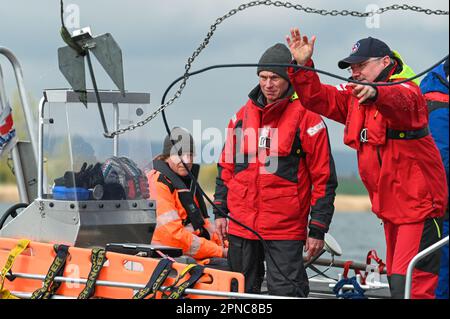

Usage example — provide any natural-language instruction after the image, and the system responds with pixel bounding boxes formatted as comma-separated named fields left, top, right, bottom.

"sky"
left=1, top=0, right=448, bottom=153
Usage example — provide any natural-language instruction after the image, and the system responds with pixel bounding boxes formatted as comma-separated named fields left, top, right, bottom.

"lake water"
left=0, top=202, right=385, bottom=280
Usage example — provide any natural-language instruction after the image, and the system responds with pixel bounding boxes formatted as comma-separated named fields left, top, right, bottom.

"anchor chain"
left=105, top=1, right=448, bottom=137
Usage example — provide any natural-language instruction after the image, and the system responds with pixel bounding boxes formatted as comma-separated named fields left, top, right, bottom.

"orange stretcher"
left=0, top=237, right=244, bottom=299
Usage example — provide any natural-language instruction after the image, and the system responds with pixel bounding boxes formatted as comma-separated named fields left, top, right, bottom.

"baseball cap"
left=338, top=37, right=392, bottom=69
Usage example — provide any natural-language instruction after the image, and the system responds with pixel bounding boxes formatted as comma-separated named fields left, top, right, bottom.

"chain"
left=105, top=1, right=448, bottom=138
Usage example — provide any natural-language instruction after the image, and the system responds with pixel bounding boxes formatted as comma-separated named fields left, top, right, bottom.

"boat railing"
left=404, top=235, right=449, bottom=299
left=9, top=271, right=302, bottom=299
left=0, top=47, right=37, bottom=203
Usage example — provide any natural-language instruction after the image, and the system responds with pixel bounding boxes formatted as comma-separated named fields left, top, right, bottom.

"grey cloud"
left=1, top=0, right=448, bottom=152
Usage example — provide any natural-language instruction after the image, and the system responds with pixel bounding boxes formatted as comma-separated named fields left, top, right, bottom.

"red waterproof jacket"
left=213, top=85, right=337, bottom=240
left=288, top=55, right=448, bottom=224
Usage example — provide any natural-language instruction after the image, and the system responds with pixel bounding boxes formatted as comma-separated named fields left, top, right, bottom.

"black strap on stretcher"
left=77, top=248, right=108, bottom=299
left=132, top=258, right=174, bottom=299
left=160, top=264, right=205, bottom=299
left=31, top=244, right=70, bottom=299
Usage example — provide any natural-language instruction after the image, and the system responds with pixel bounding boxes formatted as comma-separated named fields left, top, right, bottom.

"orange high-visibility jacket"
left=147, top=166, right=224, bottom=260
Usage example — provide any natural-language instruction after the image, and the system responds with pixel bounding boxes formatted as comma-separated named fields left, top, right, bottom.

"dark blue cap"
left=338, top=37, right=392, bottom=69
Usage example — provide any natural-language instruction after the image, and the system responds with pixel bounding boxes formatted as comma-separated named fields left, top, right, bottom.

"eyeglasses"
left=346, top=57, right=384, bottom=74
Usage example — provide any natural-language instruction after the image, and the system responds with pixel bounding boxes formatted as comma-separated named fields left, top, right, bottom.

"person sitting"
left=147, top=127, right=228, bottom=269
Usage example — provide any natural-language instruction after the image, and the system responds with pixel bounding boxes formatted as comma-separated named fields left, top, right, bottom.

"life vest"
left=152, top=160, right=210, bottom=240
left=216, top=90, right=337, bottom=240
left=390, top=50, right=420, bottom=86
left=343, top=50, right=428, bottom=151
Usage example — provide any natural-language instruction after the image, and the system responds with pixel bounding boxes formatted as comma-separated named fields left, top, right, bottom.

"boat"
left=0, top=42, right=390, bottom=301
left=1, top=2, right=448, bottom=300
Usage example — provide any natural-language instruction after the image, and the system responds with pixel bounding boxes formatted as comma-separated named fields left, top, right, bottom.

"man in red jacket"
left=213, top=43, right=337, bottom=297
left=286, top=28, right=447, bottom=298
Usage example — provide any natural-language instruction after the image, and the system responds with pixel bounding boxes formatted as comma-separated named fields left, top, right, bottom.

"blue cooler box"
left=52, top=186, right=90, bottom=201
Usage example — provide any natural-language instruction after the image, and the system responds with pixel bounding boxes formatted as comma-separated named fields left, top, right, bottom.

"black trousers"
left=228, top=234, right=309, bottom=297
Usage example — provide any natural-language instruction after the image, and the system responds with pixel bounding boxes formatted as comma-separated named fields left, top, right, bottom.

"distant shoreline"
left=0, top=184, right=371, bottom=213
left=0, top=184, right=19, bottom=203
left=333, top=194, right=371, bottom=213
left=203, top=191, right=371, bottom=213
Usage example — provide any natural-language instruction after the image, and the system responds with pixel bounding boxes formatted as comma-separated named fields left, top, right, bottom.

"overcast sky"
left=1, top=0, right=448, bottom=152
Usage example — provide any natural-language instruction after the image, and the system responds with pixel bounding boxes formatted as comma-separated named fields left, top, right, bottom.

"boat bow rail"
left=1, top=47, right=37, bottom=203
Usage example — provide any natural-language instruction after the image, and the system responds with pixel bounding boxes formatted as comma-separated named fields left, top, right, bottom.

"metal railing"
left=9, top=271, right=302, bottom=299
left=0, top=47, right=37, bottom=203
left=404, top=235, right=449, bottom=299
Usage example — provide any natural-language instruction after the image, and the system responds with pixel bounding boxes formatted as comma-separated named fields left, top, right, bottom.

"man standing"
left=213, top=43, right=337, bottom=297
left=286, top=28, right=447, bottom=298
left=420, top=59, right=449, bottom=299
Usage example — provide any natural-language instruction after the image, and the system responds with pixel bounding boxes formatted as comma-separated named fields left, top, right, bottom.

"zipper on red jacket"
left=254, top=115, right=263, bottom=236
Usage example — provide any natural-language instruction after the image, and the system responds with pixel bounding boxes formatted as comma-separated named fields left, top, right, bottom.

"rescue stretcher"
left=0, top=238, right=245, bottom=299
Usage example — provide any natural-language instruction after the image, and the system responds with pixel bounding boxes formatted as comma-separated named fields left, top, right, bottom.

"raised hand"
left=285, top=28, right=316, bottom=66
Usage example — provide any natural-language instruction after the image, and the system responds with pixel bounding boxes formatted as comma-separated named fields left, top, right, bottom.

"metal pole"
left=0, top=47, right=38, bottom=162
left=10, top=272, right=301, bottom=299
left=309, top=257, right=387, bottom=274
left=113, top=102, right=119, bottom=156
left=304, top=249, right=326, bottom=268
left=405, top=236, right=449, bottom=299
left=85, top=51, right=109, bottom=136
left=0, top=64, right=28, bottom=202
left=10, top=148, right=28, bottom=202
left=37, top=97, right=47, bottom=199
left=12, top=292, right=74, bottom=299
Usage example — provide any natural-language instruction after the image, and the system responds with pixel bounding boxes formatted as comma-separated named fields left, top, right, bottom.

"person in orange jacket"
left=147, top=127, right=228, bottom=268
